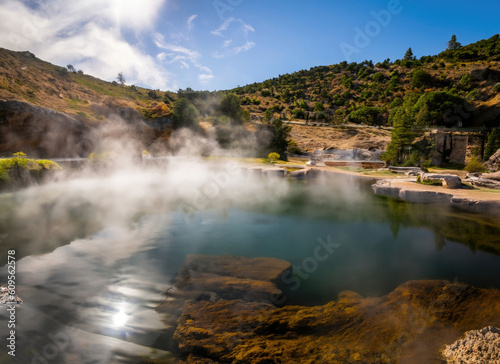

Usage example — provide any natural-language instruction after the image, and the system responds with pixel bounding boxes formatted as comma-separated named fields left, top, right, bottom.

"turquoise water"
left=1, top=173, right=499, bottom=363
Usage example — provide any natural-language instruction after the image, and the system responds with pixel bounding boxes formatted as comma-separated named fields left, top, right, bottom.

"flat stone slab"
left=372, top=181, right=453, bottom=204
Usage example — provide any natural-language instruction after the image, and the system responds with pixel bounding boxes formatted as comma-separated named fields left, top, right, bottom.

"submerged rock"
left=173, top=254, right=292, bottom=303
left=161, top=255, right=500, bottom=363
left=443, top=326, right=500, bottom=363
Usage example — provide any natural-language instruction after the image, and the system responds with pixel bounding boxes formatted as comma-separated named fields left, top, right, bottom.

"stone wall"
left=432, top=131, right=468, bottom=166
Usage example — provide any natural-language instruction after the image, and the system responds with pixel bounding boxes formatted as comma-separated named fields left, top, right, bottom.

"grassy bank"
left=0, top=153, right=61, bottom=189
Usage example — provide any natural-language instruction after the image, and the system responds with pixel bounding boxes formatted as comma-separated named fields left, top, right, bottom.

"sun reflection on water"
left=112, top=309, right=129, bottom=328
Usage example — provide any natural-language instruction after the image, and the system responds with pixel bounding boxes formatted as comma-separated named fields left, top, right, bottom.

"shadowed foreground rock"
left=161, top=256, right=500, bottom=364
left=443, top=326, right=500, bottom=364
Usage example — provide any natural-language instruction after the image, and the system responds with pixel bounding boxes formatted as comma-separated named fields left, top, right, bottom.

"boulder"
left=443, top=326, right=500, bottom=364
left=464, top=174, right=500, bottom=190
left=420, top=173, right=463, bottom=189
left=388, top=166, right=423, bottom=174
left=480, top=171, right=500, bottom=181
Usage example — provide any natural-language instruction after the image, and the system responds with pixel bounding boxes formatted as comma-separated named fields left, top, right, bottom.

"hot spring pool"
left=1, top=165, right=499, bottom=363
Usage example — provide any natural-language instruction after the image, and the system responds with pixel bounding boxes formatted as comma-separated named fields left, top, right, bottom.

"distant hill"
left=0, top=48, right=174, bottom=122
left=0, top=35, right=499, bottom=159
left=231, top=34, right=500, bottom=128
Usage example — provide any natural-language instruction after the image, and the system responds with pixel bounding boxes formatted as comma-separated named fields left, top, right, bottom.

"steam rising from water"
left=0, top=125, right=290, bottom=259
left=0, top=128, right=292, bottom=362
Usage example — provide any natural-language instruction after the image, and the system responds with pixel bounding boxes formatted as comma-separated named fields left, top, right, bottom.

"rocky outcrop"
left=485, top=148, right=500, bottom=172
left=372, top=179, right=500, bottom=216
left=0, top=100, right=95, bottom=157
left=420, top=172, right=463, bottom=189
left=443, top=326, right=500, bottom=364
left=158, top=255, right=500, bottom=363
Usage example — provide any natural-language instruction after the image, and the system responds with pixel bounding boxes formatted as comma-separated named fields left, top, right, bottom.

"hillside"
left=0, top=35, right=499, bottom=159
left=231, top=34, right=500, bottom=129
left=0, top=48, right=174, bottom=122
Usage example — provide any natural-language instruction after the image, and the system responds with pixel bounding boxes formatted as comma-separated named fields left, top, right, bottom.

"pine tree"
left=403, top=48, right=415, bottom=61
left=447, top=35, right=462, bottom=50
left=382, top=104, right=416, bottom=165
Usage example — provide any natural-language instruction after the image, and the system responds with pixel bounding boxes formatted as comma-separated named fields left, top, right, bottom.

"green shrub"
left=0, top=152, right=61, bottom=186
left=348, top=106, right=383, bottom=126
left=466, top=89, right=480, bottom=100
left=267, top=152, right=280, bottom=163
left=410, top=69, right=431, bottom=88
left=287, top=140, right=303, bottom=155
left=494, top=83, right=500, bottom=93
left=465, top=155, right=486, bottom=173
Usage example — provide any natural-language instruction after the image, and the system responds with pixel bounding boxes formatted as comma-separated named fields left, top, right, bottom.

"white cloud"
left=199, top=74, right=214, bottom=83
left=0, top=0, right=172, bottom=89
left=211, top=17, right=255, bottom=58
left=187, top=14, right=197, bottom=31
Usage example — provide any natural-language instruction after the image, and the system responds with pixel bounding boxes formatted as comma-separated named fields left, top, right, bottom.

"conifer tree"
left=447, top=35, right=462, bottom=50
left=403, top=48, right=415, bottom=61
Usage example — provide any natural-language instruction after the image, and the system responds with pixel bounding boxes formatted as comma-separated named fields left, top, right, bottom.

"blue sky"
left=0, top=0, right=498, bottom=91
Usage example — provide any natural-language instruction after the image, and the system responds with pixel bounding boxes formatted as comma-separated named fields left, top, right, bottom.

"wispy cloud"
left=0, top=0, right=171, bottom=89
left=154, top=33, right=200, bottom=60
left=187, top=14, right=198, bottom=31
left=154, top=32, right=213, bottom=83
left=211, top=17, right=255, bottom=58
